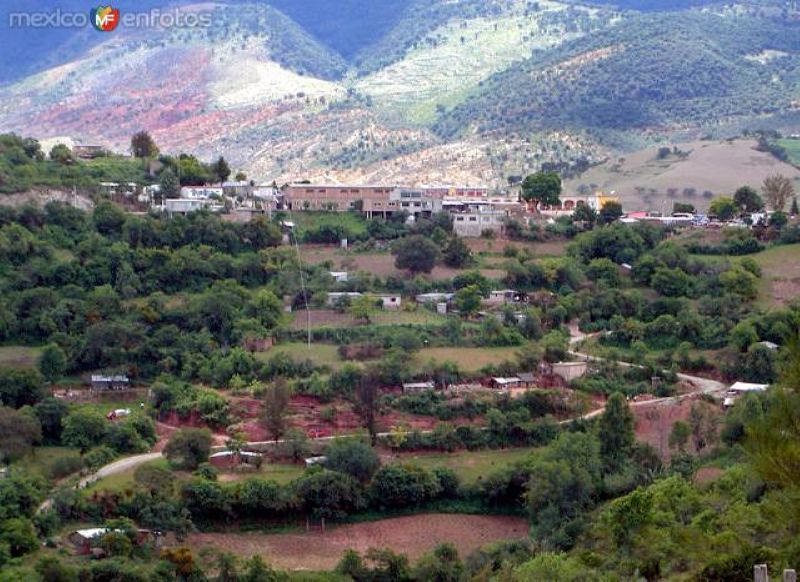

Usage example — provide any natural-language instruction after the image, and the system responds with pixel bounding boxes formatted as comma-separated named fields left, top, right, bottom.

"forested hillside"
left=434, top=10, right=800, bottom=143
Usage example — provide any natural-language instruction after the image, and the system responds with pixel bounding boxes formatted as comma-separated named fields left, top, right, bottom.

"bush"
left=164, top=428, right=213, bottom=470
left=324, top=440, right=381, bottom=483
left=45, top=454, right=83, bottom=480
left=84, top=446, right=117, bottom=472
left=368, top=464, right=442, bottom=510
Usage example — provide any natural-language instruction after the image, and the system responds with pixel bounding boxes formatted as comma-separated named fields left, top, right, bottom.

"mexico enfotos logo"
left=9, top=6, right=213, bottom=30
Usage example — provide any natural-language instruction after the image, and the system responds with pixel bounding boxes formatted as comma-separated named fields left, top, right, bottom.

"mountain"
left=1, top=0, right=799, bottom=191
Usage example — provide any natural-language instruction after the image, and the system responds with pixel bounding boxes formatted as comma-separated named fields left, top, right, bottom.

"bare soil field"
left=564, top=139, right=800, bottom=211
left=185, top=514, right=529, bottom=570
left=632, top=395, right=723, bottom=461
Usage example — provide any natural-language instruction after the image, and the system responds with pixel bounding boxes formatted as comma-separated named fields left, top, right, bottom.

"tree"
left=349, top=295, right=375, bottom=324
left=668, top=421, right=690, bottom=452
left=38, top=344, right=67, bottom=382
left=93, top=201, right=127, bottom=236
left=354, top=369, right=381, bottom=445
left=242, top=556, right=279, bottom=582
left=651, top=266, right=691, bottom=297
left=414, top=543, right=464, bottom=582
left=442, top=236, right=472, bottom=268
left=0, top=517, right=38, bottom=557
left=324, top=439, right=380, bottom=483
left=673, top=202, right=695, bottom=214
left=688, top=402, right=718, bottom=452
left=598, top=392, right=635, bottom=472
left=709, top=197, right=738, bottom=221
left=159, top=167, right=179, bottom=199
left=261, top=378, right=292, bottom=443
left=62, top=408, right=107, bottom=453
left=216, top=553, right=240, bottom=582
left=762, top=173, right=794, bottom=211
left=733, top=186, right=764, bottom=213
left=163, top=428, right=212, bottom=470
left=235, top=171, right=247, bottom=183
left=130, top=131, right=159, bottom=158
left=393, top=235, right=439, bottom=274
left=791, top=196, right=799, bottom=216
left=453, top=284, right=483, bottom=318
left=213, top=156, right=231, bottom=184
left=296, top=470, right=364, bottom=520
left=0, top=407, right=41, bottom=462
left=521, top=172, right=562, bottom=208
left=572, top=204, right=597, bottom=226
left=598, top=201, right=624, bottom=225
left=49, top=144, right=73, bottom=165
left=34, top=397, right=68, bottom=444
left=0, top=368, right=46, bottom=408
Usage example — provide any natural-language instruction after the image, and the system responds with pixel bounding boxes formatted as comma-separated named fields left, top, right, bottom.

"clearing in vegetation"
left=0, top=345, right=42, bottom=369
left=395, top=447, right=536, bottom=484
left=414, top=346, right=523, bottom=373
left=751, top=243, right=800, bottom=307
left=185, top=513, right=529, bottom=570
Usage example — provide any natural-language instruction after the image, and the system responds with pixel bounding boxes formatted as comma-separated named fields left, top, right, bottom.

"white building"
left=180, top=186, right=224, bottom=200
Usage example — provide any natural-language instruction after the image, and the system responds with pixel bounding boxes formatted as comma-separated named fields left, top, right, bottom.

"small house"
left=517, top=372, right=537, bottom=388
left=208, top=450, right=263, bottom=468
left=329, top=271, right=349, bottom=283
left=727, top=382, right=769, bottom=394
left=68, top=528, right=154, bottom=555
left=106, top=408, right=131, bottom=420
left=402, top=381, right=436, bottom=394
left=91, top=375, right=130, bottom=391
left=373, top=294, right=401, bottom=310
left=484, top=290, right=525, bottom=306
left=491, top=377, right=522, bottom=391
left=416, top=292, right=454, bottom=305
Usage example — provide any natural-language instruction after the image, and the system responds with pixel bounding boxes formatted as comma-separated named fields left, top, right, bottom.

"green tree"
left=163, top=428, right=212, bottom=470
left=572, top=204, right=596, bottom=226
left=668, top=420, right=690, bottom=452
left=324, top=439, right=380, bottom=483
left=791, top=196, right=799, bottom=215
left=130, top=131, right=159, bottom=158
left=349, top=295, right=375, bottom=324
left=762, top=173, right=794, bottom=211
left=0, top=407, right=41, bottom=462
left=709, top=196, right=738, bottom=220
left=598, top=201, right=624, bottom=225
left=159, top=167, right=179, bottom=199
left=216, top=552, right=240, bottom=582
left=213, top=156, right=231, bottom=185
left=453, top=284, right=483, bottom=318
left=34, top=397, right=68, bottom=444
left=38, top=344, right=67, bottom=382
left=296, top=470, right=364, bottom=520
left=242, top=555, right=279, bottom=582
left=261, top=378, right=292, bottom=443
left=62, top=408, right=107, bottom=453
left=0, top=368, right=46, bottom=408
left=414, top=543, right=464, bottom=582
left=49, top=144, right=73, bottom=165
left=651, top=266, right=691, bottom=297
left=733, top=186, right=764, bottom=212
left=442, top=236, right=472, bottom=268
left=688, top=402, right=718, bottom=452
left=0, top=517, right=38, bottom=557
left=598, top=392, right=635, bottom=472
left=720, top=267, right=758, bottom=300
left=354, top=370, right=381, bottom=445
left=92, top=201, right=127, bottom=236
left=393, top=235, right=439, bottom=274
left=521, top=172, right=562, bottom=208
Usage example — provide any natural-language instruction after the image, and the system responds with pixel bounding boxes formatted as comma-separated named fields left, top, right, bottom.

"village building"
left=90, top=374, right=130, bottom=391
left=538, top=192, right=619, bottom=216
left=283, top=184, right=395, bottom=212
left=180, top=186, right=224, bottom=200
left=370, top=294, right=402, bottom=310
left=73, top=144, right=106, bottom=159
left=416, top=292, right=454, bottom=304
left=329, top=271, right=349, bottom=283
left=402, top=381, right=436, bottom=393
left=483, top=289, right=526, bottom=307
left=163, top=198, right=225, bottom=215
left=550, top=361, right=589, bottom=382
left=326, top=292, right=363, bottom=306
left=208, top=450, right=263, bottom=468
left=491, top=377, right=522, bottom=391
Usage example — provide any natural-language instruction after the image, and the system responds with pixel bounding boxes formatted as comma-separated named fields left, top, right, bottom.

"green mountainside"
left=434, top=9, right=800, bottom=145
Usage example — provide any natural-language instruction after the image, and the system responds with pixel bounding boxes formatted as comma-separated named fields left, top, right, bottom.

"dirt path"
left=185, top=514, right=529, bottom=570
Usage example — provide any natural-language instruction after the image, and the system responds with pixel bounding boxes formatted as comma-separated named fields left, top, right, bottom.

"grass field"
left=290, top=212, right=369, bottom=239
left=397, top=447, right=535, bottom=484
left=289, top=309, right=449, bottom=330
left=18, top=446, right=81, bottom=478
left=414, top=346, right=522, bottom=373
left=260, top=342, right=344, bottom=369
left=777, top=138, right=800, bottom=167
left=751, top=243, right=800, bottom=307
left=0, top=345, right=42, bottom=369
